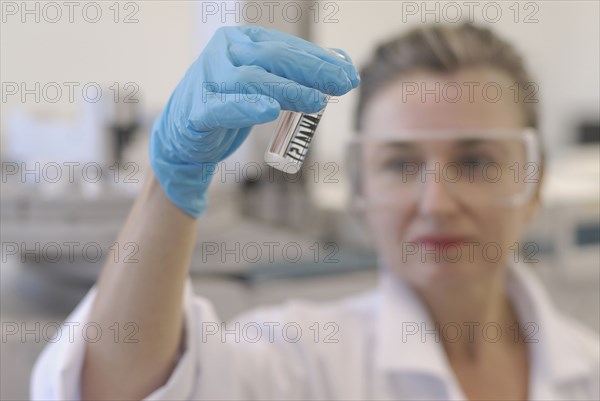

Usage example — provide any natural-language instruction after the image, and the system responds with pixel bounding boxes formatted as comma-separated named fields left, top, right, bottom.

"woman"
left=32, top=23, right=599, bottom=400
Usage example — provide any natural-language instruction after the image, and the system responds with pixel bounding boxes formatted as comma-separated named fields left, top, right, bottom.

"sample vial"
left=264, top=48, right=347, bottom=174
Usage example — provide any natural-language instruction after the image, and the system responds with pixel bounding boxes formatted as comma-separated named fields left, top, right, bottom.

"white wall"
left=1, top=2, right=197, bottom=148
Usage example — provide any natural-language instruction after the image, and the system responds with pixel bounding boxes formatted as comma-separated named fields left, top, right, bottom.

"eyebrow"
left=455, top=138, right=509, bottom=150
left=455, top=139, right=515, bottom=161
left=456, top=139, right=483, bottom=147
left=380, top=142, right=417, bottom=150
left=372, top=139, right=514, bottom=158
left=377, top=139, right=483, bottom=150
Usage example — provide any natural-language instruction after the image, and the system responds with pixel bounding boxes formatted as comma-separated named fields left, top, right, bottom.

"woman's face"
left=360, top=67, right=539, bottom=290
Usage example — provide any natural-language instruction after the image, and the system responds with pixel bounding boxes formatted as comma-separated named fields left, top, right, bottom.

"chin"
left=392, top=257, right=492, bottom=289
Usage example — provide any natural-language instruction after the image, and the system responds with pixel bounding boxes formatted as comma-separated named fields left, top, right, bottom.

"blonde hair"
left=355, top=22, right=539, bottom=131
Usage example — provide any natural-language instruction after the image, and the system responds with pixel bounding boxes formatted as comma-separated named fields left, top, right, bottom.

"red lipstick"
left=413, top=235, right=468, bottom=247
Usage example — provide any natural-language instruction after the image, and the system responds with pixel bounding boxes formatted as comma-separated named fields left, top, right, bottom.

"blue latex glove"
left=150, top=25, right=360, bottom=218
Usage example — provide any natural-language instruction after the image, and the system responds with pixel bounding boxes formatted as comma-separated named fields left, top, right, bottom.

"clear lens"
left=347, top=129, right=541, bottom=209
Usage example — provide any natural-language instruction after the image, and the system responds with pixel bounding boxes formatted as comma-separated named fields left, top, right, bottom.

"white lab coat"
left=31, top=261, right=599, bottom=400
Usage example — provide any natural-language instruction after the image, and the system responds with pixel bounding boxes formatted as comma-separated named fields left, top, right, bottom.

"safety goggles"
left=346, top=128, right=541, bottom=209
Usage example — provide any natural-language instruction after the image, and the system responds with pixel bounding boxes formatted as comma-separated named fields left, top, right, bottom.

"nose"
left=416, top=164, right=460, bottom=218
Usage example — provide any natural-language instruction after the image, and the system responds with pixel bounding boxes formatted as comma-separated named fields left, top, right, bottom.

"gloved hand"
left=150, top=25, right=360, bottom=218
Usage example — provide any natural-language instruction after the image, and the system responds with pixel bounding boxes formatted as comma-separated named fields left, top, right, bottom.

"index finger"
left=238, top=25, right=360, bottom=85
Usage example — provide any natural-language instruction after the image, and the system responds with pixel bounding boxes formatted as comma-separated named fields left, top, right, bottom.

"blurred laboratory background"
left=1, top=1, right=599, bottom=399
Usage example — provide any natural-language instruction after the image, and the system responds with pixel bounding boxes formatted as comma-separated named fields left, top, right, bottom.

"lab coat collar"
left=505, top=261, right=593, bottom=387
left=373, top=258, right=592, bottom=387
left=373, top=260, right=452, bottom=378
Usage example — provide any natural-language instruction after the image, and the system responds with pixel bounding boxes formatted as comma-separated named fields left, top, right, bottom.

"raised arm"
left=78, top=25, right=360, bottom=400
left=81, top=172, right=197, bottom=400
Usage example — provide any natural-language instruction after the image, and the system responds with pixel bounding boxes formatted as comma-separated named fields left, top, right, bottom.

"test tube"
left=264, top=48, right=347, bottom=174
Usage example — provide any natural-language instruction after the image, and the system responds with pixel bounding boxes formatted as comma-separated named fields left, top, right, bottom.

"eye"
left=455, top=152, right=499, bottom=182
left=458, top=153, right=495, bottom=167
left=382, top=157, right=419, bottom=172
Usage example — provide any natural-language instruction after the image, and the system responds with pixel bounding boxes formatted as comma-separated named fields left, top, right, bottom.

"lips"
left=413, top=235, right=469, bottom=247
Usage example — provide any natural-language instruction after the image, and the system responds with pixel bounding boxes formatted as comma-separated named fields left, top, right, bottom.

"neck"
left=415, top=267, right=520, bottom=359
